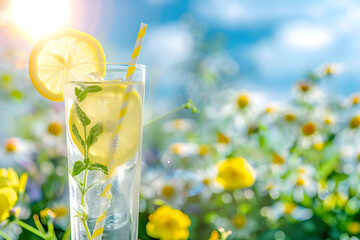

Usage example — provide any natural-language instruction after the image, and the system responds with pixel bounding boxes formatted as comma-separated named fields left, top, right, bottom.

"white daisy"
left=152, top=175, right=186, bottom=207
left=195, top=166, right=223, bottom=200
left=162, top=118, right=196, bottom=133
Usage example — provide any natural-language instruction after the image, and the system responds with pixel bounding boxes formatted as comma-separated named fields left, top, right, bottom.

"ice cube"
left=80, top=72, right=104, bottom=82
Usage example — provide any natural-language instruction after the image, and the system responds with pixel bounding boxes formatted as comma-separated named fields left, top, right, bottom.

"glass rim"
left=69, top=62, right=146, bottom=69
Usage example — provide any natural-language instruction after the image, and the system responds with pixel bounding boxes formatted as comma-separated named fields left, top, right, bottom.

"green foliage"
left=88, top=163, right=108, bottom=175
left=71, top=124, right=84, bottom=146
left=74, top=103, right=91, bottom=127
left=184, top=99, right=199, bottom=113
left=87, top=123, right=103, bottom=147
left=75, top=84, right=102, bottom=102
left=72, top=160, right=86, bottom=176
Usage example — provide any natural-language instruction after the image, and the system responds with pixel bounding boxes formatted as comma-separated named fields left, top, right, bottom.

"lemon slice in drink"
left=29, top=28, right=106, bottom=101
left=68, top=83, right=142, bottom=168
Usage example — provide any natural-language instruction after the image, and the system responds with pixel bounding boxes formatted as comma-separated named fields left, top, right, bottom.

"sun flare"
left=11, top=0, right=70, bottom=40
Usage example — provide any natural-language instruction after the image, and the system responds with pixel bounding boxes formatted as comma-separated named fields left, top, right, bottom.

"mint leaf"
left=87, top=123, right=103, bottom=147
left=84, top=157, right=90, bottom=166
left=86, top=134, right=98, bottom=148
left=72, top=161, right=86, bottom=176
left=89, top=123, right=103, bottom=137
left=85, top=85, right=102, bottom=93
left=71, top=124, right=85, bottom=146
left=74, top=103, right=91, bottom=126
left=79, top=91, right=87, bottom=102
left=75, top=87, right=82, bottom=100
left=88, top=163, right=108, bottom=175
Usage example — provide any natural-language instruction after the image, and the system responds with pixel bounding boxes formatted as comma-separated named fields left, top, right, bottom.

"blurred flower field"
left=0, top=9, right=360, bottom=239
left=2, top=56, right=360, bottom=240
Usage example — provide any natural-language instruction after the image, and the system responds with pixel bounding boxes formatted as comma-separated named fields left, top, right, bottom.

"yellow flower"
left=298, top=82, right=311, bottom=93
left=146, top=206, right=191, bottom=240
left=0, top=168, right=27, bottom=194
left=324, top=64, right=335, bottom=76
left=198, top=145, right=209, bottom=156
left=51, top=205, right=68, bottom=218
left=161, top=185, right=175, bottom=199
left=285, top=113, right=296, bottom=122
left=272, top=153, right=285, bottom=165
left=302, top=122, right=316, bottom=136
left=313, top=142, right=325, bottom=151
left=264, top=106, right=275, bottom=114
left=0, top=168, right=28, bottom=223
left=19, top=173, right=28, bottom=195
left=40, top=208, right=56, bottom=219
left=48, top=122, right=63, bottom=136
left=265, top=183, right=274, bottom=190
left=0, top=168, right=19, bottom=191
left=237, top=93, right=249, bottom=109
left=209, top=230, right=220, bottom=240
left=318, top=180, right=328, bottom=191
left=298, top=167, right=307, bottom=174
left=350, top=116, right=360, bottom=129
left=323, top=192, right=348, bottom=210
left=4, top=138, right=18, bottom=152
left=232, top=214, right=246, bottom=229
left=351, top=94, right=360, bottom=105
left=324, top=116, right=334, bottom=125
left=295, top=176, right=308, bottom=186
left=216, top=157, right=256, bottom=190
left=170, top=143, right=184, bottom=155
left=283, top=202, right=297, bottom=215
left=217, top=132, right=230, bottom=144
left=0, top=187, right=18, bottom=222
left=202, top=178, right=210, bottom=186
left=348, top=222, right=360, bottom=235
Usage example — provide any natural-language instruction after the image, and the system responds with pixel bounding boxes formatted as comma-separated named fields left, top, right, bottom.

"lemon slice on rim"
left=68, top=83, right=142, bottom=168
left=29, top=28, right=106, bottom=102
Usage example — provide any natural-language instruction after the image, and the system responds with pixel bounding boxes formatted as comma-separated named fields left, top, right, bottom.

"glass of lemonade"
left=64, top=63, right=145, bottom=240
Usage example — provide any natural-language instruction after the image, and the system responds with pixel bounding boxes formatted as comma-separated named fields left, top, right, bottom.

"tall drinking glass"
left=64, top=63, right=145, bottom=240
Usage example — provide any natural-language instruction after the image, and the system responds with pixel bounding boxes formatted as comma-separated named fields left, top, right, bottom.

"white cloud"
left=143, top=23, right=193, bottom=69
left=277, top=23, right=334, bottom=50
left=192, top=0, right=360, bottom=30
left=141, top=23, right=194, bottom=110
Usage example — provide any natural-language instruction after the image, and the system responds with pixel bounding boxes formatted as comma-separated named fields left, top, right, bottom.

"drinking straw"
left=91, top=22, right=147, bottom=240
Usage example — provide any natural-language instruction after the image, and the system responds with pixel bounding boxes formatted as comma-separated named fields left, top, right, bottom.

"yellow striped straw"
left=91, top=22, right=147, bottom=240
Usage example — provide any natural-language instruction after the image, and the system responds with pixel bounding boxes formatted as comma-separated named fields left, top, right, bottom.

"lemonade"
left=28, top=26, right=147, bottom=240
left=65, top=74, right=145, bottom=240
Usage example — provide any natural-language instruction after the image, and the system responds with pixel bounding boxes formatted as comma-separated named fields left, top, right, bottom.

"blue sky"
left=8, top=0, right=360, bottom=108
left=80, top=0, right=360, bottom=104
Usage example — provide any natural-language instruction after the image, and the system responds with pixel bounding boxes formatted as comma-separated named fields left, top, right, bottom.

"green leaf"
left=89, top=123, right=103, bottom=137
left=75, top=103, right=91, bottom=126
left=87, top=123, right=103, bottom=147
left=88, top=163, right=108, bottom=175
left=331, top=173, right=349, bottom=183
left=319, top=155, right=340, bottom=179
left=72, top=161, right=86, bottom=176
left=84, top=157, right=90, bottom=166
left=76, top=90, right=87, bottom=102
left=75, top=87, right=82, bottom=101
left=258, top=134, right=267, bottom=148
left=85, top=85, right=102, bottom=93
left=71, top=124, right=85, bottom=146
left=325, top=133, right=336, bottom=145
